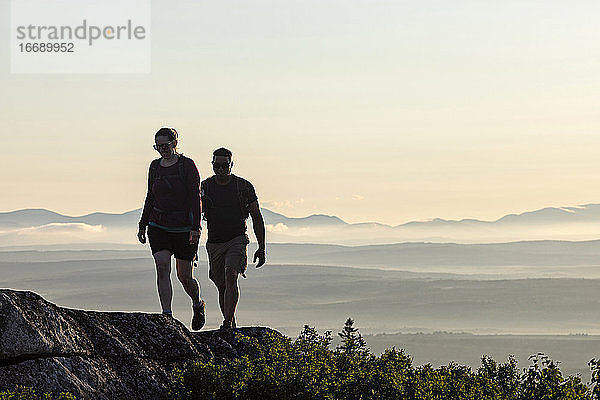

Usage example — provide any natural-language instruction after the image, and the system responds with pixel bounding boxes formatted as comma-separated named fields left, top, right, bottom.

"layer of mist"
left=2, top=242, right=599, bottom=380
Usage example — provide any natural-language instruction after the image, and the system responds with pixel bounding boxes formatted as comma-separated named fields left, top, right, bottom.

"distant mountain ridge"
left=398, top=204, right=600, bottom=227
left=260, top=208, right=347, bottom=227
left=1, top=204, right=600, bottom=245
left=2, top=204, right=600, bottom=229
left=0, top=207, right=348, bottom=229
left=0, top=208, right=140, bottom=228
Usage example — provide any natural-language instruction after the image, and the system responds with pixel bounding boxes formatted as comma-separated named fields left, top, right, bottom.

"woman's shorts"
left=147, top=225, right=198, bottom=261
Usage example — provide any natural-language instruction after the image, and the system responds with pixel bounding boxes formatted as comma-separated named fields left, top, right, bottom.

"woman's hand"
left=189, top=230, right=200, bottom=245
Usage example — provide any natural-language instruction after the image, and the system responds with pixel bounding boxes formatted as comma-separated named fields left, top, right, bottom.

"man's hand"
left=189, top=230, right=200, bottom=245
left=137, top=228, right=146, bottom=244
left=253, top=247, right=266, bottom=268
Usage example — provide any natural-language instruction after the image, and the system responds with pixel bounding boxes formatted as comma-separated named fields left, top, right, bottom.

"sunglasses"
left=153, top=141, right=174, bottom=151
left=212, top=162, right=231, bottom=170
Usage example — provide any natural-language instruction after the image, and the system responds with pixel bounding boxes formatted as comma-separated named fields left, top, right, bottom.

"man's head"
left=212, top=147, right=233, bottom=178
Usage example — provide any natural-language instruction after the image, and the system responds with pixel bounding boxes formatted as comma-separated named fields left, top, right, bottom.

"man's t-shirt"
left=203, top=175, right=257, bottom=243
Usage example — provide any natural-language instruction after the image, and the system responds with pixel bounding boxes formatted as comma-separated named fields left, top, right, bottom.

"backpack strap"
left=201, top=176, right=214, bottom=222
left=202, top=175, right=251, bottom=221
left=235, top=175, right=251, bottom=219
left=177, top=154, right=187, bottom=183
left=150, top=155, right=188, bottom=192
left=149, top=158, right=161, bottom=183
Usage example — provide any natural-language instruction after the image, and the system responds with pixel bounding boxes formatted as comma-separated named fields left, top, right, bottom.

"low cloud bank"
left=266, top=223, right=289, bottom=233
left=15, top=222, right=106, bottom=234
left=0, top=223, right=136, bottom=246
left=2, top=219, right=600, bottom=247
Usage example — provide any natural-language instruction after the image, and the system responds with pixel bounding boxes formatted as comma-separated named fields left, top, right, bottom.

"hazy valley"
left=2, top=241, right=600, bottom=380
left=1, top=206, right=600, bottom=380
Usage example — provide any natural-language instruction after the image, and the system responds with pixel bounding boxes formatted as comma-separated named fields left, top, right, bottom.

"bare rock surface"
left=0, top=289, right=278, bottom=399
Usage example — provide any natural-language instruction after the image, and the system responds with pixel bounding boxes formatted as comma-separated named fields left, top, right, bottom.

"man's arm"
left=249, top=200, right=266, bottom=268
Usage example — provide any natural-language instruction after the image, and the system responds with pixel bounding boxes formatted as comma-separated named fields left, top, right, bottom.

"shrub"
left=0, top=386, right=75, bottom=400
left=588, top=358, right=600, bottom=400
left=170, top=320, right=595, bottom=400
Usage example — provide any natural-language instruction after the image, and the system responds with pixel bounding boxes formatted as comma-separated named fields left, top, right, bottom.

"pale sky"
left=1, top=0, right=599, bottom=226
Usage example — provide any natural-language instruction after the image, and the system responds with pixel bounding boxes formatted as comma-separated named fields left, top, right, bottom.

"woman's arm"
left=138, top=162, right=156, bottom=232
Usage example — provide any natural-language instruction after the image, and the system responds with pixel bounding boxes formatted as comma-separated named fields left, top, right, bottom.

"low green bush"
left=170, top=319, right=599, bottom=400
left=0, top=386, right=75, bottom=400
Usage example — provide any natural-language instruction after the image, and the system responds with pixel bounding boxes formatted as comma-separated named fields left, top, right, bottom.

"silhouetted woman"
left=137, top=127, right=205, bottom=330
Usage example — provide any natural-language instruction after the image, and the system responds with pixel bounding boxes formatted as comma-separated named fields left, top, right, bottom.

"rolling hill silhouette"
left=1, top=203, right=600, bottom=245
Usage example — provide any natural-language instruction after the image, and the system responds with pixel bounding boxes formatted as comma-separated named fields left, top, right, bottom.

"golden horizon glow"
left=1, top=1, right=599, bottom=226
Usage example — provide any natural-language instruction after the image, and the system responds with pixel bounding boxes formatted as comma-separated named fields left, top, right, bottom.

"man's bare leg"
left=224, top=267, right=239, bottom=323
left=218, top=287, right=226, bottom=318
left=153, top=250, right=173, bottom=313
left=209, top=269, right=227, bottom=318
left=175, top=258, right=201, bottom=306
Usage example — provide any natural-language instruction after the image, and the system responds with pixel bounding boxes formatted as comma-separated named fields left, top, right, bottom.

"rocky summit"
left=0, top=289, right=278, bottom=399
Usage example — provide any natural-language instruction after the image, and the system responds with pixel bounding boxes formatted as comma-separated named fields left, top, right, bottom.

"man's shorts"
left=206, top=234, right=250, bottom=279
left=147, top=225, right=198, bottom=261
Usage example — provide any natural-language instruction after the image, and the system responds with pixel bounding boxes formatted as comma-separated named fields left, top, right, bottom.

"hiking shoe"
left=219, top=318, right=237, bottom=331
left=219, top=320, right=231, bottom=330
left=191, top=300, right=206, bottom=331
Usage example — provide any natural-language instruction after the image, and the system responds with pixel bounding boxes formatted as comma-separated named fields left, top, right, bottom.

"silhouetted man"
left=201, top=147, right=266, bottom=330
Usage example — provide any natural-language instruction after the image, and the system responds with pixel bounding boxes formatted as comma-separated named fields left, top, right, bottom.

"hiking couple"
left=137, top=127, right=266, bottom=331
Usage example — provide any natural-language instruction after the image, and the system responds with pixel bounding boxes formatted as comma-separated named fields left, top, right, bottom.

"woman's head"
left=154, top=127, right=178, bottom=158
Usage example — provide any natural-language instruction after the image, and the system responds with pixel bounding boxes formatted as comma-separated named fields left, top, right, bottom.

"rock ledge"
left=0, top=289, right=278, bottom=399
